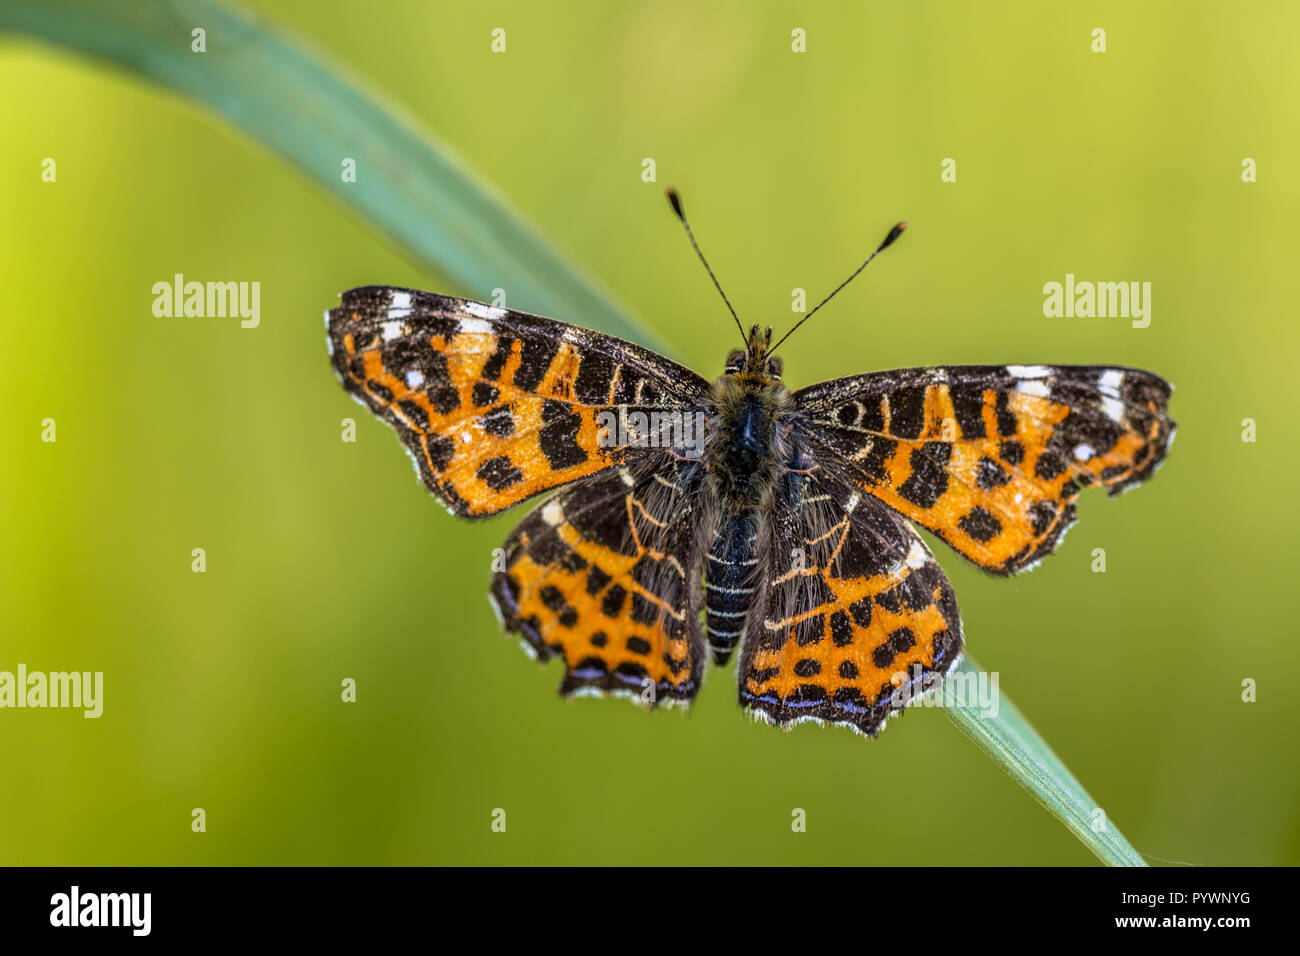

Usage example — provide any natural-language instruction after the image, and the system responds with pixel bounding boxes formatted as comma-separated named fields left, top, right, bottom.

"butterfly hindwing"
left=794, top=365, right=1174, bottom=574
left=489, top=459, right=708, bottom=706
left=327, top=287, right=710, bottom=518
left=738, top=467, right=963, bottom=737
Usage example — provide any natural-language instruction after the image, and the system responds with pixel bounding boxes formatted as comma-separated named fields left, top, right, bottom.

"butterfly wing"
left=739, top=465, right=963, bottom=737
left=327, top=287, right=710, bottom=518
left=490, top=458, right=708, bottom=706
left=792, top=365, right=1174, bottom=574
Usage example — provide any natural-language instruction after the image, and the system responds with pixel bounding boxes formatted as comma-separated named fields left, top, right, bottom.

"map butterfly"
left=326, top=191, right=1175, bottom=737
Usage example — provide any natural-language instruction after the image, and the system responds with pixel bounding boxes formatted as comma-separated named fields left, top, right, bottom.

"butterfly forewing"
left=794, top=365, right=1175, bottom=574
left=326, top=287, right=710, bottom=518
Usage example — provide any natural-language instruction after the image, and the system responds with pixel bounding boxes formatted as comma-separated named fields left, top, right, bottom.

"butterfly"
left=325, top=189, right=1175, bottom=738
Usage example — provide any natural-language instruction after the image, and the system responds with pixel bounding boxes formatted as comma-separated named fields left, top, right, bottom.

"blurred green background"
left=2, top=0, right=1297, bottom=866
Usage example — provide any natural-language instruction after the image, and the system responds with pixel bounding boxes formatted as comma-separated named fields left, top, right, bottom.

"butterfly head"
left=722, top=325, right=780, bottom=377
left=724, top=324, right=782, bottom=378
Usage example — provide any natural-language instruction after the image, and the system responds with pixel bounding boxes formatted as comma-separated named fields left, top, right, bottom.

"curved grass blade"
left=946, top=657, right=1146, bottom=866
left=0, top=0, right=1145, bottom=866
left=0, top=0, right=670, bottom=353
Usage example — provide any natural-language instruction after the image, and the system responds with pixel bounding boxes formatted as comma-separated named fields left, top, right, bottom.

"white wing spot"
left=390, top=292, right=411, bottom=309
left=542, top=500, right=565, bottom=526
left=381, top=320, right=403, bottom=341
left=405, top=370, right=425, bottom=389
left=1015, top=380, right=1051, bottom=398
left=458, top=317, right=494, bottom=335
left=1101, top=396, right=1124, bottom=422
left=465, top=301, right=507, bottom=321
left=1008, top=364, right=1052, bottom=379
left=906, top=540, right=928, bottom=569
left=1074, top=443, right=1096, bottom=461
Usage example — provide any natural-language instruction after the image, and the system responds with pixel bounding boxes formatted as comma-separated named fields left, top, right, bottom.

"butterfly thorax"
left=706, top=326, right=793, bottom=515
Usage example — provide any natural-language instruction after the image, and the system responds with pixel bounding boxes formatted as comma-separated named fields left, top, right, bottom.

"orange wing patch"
left=738, top=480, right=963, bottom=737
left=489, top=465, right=706, bottom=706
left=328, top=287, right=709, bottom=518
left=796, top=366, right=1174, bottom=574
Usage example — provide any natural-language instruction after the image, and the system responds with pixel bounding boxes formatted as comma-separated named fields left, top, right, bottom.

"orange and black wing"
left=793, top=365, right=1174, bottom=574
left=327, top=287, right=710, bottom=518
left=489, top=458, right=708, bottom=706
left=739, top=467, right=962, bottom=737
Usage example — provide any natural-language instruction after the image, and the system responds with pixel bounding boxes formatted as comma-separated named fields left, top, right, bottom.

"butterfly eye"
left=724, top=349, right=745, bottom=373
left=766, top=357, right=783, bottom=378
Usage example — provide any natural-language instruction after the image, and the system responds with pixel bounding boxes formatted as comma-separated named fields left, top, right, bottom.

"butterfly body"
left=327, top=285, right=1174, bottom=737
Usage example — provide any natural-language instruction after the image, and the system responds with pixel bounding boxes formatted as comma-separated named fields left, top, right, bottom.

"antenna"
left=768, top=221, right=907, bottom=356
left=666, top=187, right=746, bottom=345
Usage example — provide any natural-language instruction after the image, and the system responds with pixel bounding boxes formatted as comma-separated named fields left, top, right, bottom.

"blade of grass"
left=1, top=0, right=1146, bottom=866
left=0, top=0, right=670, bottom=354
left=945, top=657, right=1146, bottom=866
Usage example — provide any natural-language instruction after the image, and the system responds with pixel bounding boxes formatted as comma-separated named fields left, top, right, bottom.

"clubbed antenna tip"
left=666, top=187, right=685, bottom=220
left=879, top=221, right=907, bottom=251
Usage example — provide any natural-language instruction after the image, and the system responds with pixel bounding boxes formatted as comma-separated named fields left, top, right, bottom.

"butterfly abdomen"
left=705, top=514, right=759, bottom=665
